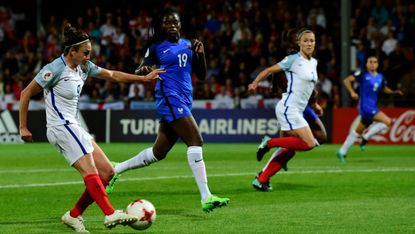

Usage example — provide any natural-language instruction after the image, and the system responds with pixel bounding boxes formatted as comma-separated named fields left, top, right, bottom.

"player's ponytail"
left=62, top=23, right=90, bottom=55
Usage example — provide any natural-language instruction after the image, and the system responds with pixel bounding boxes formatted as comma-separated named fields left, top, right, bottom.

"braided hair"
left=146, top=8, right=180, bottom=44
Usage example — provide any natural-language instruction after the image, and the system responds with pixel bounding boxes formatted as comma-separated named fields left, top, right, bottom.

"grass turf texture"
left=0, top=143, right=414, bottom=233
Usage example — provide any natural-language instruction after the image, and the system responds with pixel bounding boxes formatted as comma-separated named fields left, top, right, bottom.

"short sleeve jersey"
left=354, top=70, right=386, bottom=114
left=277, top=52, right=318, bottom=111
left=143, top=38, right=194, bottom=104
left=35, top=55, right=101, bottom=127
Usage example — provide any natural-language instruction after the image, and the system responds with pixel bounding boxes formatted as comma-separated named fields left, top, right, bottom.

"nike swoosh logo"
left=163, top=49, right=170, bottom=53
left=195, top=159, right=203, bottom=163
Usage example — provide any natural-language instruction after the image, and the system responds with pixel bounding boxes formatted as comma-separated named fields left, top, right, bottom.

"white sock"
left=115, top=148, right=157, bottom=174
left=187, top=146, right=211, bottom=201
left=363, top=122, right=388, bottom=140
left=339, top=130, right=359, bottom=155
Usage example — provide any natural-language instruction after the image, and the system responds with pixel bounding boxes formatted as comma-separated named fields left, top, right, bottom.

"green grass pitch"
left=0, top=143, right=414, bottom=233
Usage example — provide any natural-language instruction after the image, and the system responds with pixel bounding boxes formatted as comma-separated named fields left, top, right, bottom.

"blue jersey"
left=354, top=70, right=386, bottom=122
left=143, top=38, right=195, bottom=122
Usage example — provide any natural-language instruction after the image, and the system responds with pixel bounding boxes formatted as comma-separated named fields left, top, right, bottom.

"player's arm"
left=135, top=46, right=157, bottom=75
left=308, top=90, right=323, bottom=116
left=191, top=39, right=207, bottom=80
left=97, top=68, right=164, bottom=83
left=343, top=75, right=359, bottom=100
left=248, top=63, right=282, bottom=91
left=19, top=79, right=43, bottom=142
left=135, top=59, right=154, bottom=76
left=382, top=86, right=404, bottom=96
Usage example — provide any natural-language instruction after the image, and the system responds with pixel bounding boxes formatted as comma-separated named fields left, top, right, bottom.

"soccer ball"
left=126, top=199, right=156, bottom=230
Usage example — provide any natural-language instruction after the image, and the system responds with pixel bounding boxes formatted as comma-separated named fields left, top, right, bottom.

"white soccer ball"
left=126, top=199, right=156, bottom=230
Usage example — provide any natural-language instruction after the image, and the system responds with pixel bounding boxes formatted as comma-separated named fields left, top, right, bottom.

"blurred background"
left=0, top=0, right=413, bottom=143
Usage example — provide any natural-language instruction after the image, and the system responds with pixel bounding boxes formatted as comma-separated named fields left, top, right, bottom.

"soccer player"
left=106, top=8, right=229, bottom=212
left=336, top=56, right=403, bottom=161
left=19, top=23, right=163, bottom=233
left=269, top=28, right=328, bottom=171
left=248, top=29, right=319, bottom=191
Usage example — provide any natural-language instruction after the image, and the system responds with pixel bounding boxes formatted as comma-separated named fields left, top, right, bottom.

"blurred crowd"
left=0, top=0, right=414, bottom=110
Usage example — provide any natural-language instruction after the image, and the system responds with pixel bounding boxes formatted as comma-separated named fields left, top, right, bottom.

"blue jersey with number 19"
left=143, top=38, right=194, bottom=122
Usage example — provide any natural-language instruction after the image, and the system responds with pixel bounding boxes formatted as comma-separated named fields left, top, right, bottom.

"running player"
left=336, top=56, right=403, bottom=161
left=248, top=28, right=319, bottom=191
left=106, top=8, right=229, bottom=213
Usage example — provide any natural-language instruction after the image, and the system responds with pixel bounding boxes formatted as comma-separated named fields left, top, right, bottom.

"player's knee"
left=99, top=166, right=115, bottom=182
left=305, top=137, right=318, bottom=149
left=313, top=131, right=327, bottom=145
left=153, top=149, right=168, bottom=161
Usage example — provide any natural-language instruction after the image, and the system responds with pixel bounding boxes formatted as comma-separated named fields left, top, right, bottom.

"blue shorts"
left=359, top=106, right=379, bottom=125
left=156, top=95, right=192, bottom=123
left=303, top=105, right=318, bottom=124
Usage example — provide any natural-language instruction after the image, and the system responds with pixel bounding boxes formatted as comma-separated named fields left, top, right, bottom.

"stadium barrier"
left=4, top=109, right=322, bottom=144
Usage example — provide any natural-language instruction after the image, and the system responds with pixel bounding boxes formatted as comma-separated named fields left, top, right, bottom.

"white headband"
left=65, top=39, right=89, bottom=49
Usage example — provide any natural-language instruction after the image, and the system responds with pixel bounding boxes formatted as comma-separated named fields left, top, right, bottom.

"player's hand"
left=313, top=103, right=324, bottom=116
left=394, top=90, right=404, bottom=96
left=143, top=68, right=165, bottom=82
left=20, top=128, right=33, bottom=143
left=191, top=39, right=204, bottom=53
left=248, top=83, right=257, bottom=91
left=350, top=92, right=359, bottom=100
left=135, top=65, right=153, bottom=75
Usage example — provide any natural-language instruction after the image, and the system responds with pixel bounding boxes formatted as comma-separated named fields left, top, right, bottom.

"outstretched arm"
left=382, top=86, right=404, bottom=96
left=248, top=64, right=282, bottom=91
left=98, top=68, right=164, bottom=83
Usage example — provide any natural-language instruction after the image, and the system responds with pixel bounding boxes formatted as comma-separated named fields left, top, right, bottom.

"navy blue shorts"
left=360, top=107, right=379, bottom=125
left=156, top=95, right=192, bottom=123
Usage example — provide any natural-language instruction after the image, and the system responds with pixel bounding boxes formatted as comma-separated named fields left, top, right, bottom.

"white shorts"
left=47, top=124, right=93, bottom=166
left=275, top=101, right=309, bottom=131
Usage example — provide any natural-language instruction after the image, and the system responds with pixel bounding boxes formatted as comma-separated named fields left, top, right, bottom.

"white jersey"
left=278, top=52, right=318, bottom=112
left=35, top=55, right=101, bottom=127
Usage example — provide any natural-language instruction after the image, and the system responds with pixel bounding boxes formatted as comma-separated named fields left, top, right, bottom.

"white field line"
left=1, top=167, right=414, bottom=189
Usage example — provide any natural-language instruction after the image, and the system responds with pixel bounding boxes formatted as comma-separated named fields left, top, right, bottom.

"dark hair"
left=282, top=28, right=299, bottom=53
left=62, top=23, right=90, bottom=55
left=147, top=8, right=180, bottom=44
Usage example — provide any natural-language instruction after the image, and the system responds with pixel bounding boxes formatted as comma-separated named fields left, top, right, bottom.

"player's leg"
left=257, top=105, right=315, bottom=160
left=253, top=147, right=295, bottom=191
left=360, top=111, right=391, bottom=149
left=171, top=115, right=229, bottom=212
left=55, top=125, right=135, bottom=229
left=265, top=125, right=316, bottom=150
left=311, top=118, right=327, bottom=145
left=72, top=141, right=115, bottom=215
left=107, top=124, right=178, bottom=194
left=337, top=117, right=368, bottom=161
left=114, top=123, right=177, bottom=174
left=73, top=154, right=137, bottom=228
